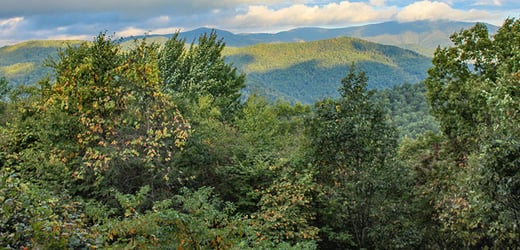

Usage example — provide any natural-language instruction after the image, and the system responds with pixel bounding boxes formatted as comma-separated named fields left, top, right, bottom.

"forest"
left=0, top=18, right=519, bottom=249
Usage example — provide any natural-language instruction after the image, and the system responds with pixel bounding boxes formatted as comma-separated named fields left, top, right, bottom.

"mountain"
left=224, top=37, right=432, bottom=103
left=0, top=40, right=82, bottom=85
left=0, top=20, right=494, bottom=103
left=133, top=20, right=497, bottom=56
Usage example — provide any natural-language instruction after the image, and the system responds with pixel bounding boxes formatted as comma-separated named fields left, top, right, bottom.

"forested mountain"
left=374, top=82, right=439, bottom=139
left=1, top=20, right=493, bottom=101
left=225, top=37, right=431, bottom=103
left=0, top=35, right=430, bottom=104
left=0, top=40, right=82, bottom=85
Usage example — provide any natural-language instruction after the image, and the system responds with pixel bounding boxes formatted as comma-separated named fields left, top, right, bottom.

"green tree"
left=0, top=76, right=10, bottom=121
left=424, top=20, right=520, bottom=154
left=422, top=18, right=520, bottom=248
left=307, top=65, right=416, bottom=248
left=252, top=160, right=319, bottom=246
left=159, top=31, right=245, bottom=120
left=43, top=34, right=189, bottom=200
left=0, top=76, right=9, bottom=101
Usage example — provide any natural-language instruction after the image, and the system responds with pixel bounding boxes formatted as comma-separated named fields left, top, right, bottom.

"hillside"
left=1, top=19, right=491, bottom=90
left=0, top=40, right=82, bottom=85
left=224, top=37, right=432, bottom=103
left=0, top=36, right=430, bottom=103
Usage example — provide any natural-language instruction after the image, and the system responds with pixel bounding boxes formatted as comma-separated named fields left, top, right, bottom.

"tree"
left=307, top=64, right=415, bottom=248
left=0, top=76, right=10, bottom=120
left=0, top=77, right=9, bottom=101
left=424, top=20, right=520, bottom=154
left=43, top=34, right=189, bottom=200
left=159, top=31, right=245, bottom=120
left=423, top=18, right=520, bottom=248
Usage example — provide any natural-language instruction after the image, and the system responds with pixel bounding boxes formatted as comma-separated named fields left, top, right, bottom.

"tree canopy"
left=1, top=19, right=520, bottom=249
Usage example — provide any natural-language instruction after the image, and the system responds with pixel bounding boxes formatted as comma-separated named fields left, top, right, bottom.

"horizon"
left=0, top=0, right=518, bottom=47
left=0, top=19, right=504, bottom=48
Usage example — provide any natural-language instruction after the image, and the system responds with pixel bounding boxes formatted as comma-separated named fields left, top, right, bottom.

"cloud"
left=370, top=0, right=387, bottom=7
left=0, top=0, right=281, bottom=19
left=0, top=0, right=512, bottom=46
left=0, top=16, right=23, bottom=31
left=473, top=0, right=502, bottom=6
left=229, top=1, right=396, bottom=30
left=116, top=27, right=149, bottom=38
left=395, top=1, right=492, bottom=22
left=0, top=17, right=25, bottom=44
left=46, top=34, right=92, bottom=41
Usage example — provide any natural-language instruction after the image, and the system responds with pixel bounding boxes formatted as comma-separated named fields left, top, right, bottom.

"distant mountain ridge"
left=224, top=37, right=431, bottom=103
left=131, top=20, right=498, bottom=56
left=0, top=20, right=497, bottom=103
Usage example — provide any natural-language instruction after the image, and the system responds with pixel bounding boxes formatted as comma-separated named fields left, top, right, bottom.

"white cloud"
left=0, top=39, right=18, bottom=46
left=47, top=34, right=92, bottom=41
left=395, top=1, right=491, bottom=22
left=0, top=17, right=24, bottom=45
left=117, top=27, right=149, bottom=37
left=229, top=1, right=396, bottom=30
left=0, top=16, right=23, bottom=29
left=473, top=0, right=502, bottom=6
left=369, top=0, right=386, bottom=7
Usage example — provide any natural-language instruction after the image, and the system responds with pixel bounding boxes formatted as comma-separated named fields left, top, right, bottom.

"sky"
left=0, top=0, right=518, bottom=46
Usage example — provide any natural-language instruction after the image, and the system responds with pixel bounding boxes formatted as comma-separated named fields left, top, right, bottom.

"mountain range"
left=0, top=20, right=498, bottom=103
left=143, top=20, right=498, bottom=56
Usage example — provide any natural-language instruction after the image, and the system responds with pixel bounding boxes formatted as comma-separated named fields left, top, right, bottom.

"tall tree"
left=0, top=76, right=9, bottom=117
left=424, top=20, right=520, bottom=154
left=307, top=64, right=415, bottom=249
left=423, top=18, right=520, bottom=248
left=159, top=31, right=245, bottom=120
left=43, top=34, right=189, bottom=199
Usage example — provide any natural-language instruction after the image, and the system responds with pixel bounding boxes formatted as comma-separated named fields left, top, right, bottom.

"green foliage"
left=41, top=34, right=189, bottom=200
left=424, top=19, right=519, bottom=153
left=0, top=167, right=93, bottom=249
left=92, top=186, right=252, bottom=249
left=308, top=65, right=397, bottom=181
left=225, top=37, right=431, bottom=103
left=159, top=30, right=245, bottom=120
left=3, top=19, right=519, bottom=250
left=0, top=76, right=10, bottom=115
left=307, top=64, right=417, bottom=249
left=253, top=161, right=319, bottom=246
left=374, top=82, right=439, bottom=139
left=418, top=18, right=520, bottom=248
left=0, top=76, right=9, bottom=98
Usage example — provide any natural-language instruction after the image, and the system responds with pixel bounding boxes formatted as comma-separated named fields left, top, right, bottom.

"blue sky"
left=0, top=0, right=518, bottom=46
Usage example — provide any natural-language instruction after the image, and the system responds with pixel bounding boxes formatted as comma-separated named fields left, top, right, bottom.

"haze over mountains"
left=0, top=20, right=498, bottom=103
left=144, top=20, right=498, bottom=56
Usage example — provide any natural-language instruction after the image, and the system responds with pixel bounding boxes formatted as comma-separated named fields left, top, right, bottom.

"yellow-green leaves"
left=42, top=33, right=190, bottom=195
